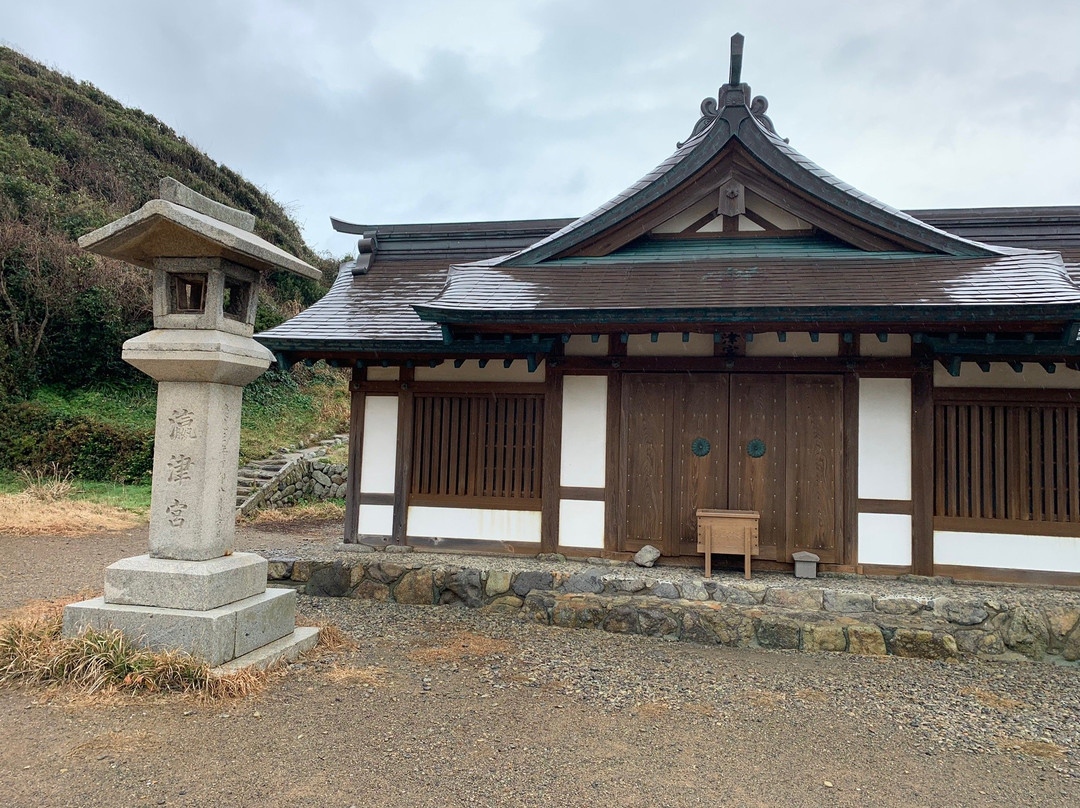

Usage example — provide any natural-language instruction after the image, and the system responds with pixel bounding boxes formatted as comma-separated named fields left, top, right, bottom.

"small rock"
left=335, top=542, right=376, bottom=554
left=536, top=552, right=567, bottom=563
left=873, top=596, right=925, bottom=615
left=513, top=571, right=555, bottom=597
left=822, top=590, right=873, bottom=613
left=763, top=588, right=823, bottom=611
left=650, top=582, right=680, bottom=599
left=633, top=545, right=661, bottom=568
left=677, top=581, right=710, bottom=601
left=932, top=597, right=989, bottom=626
left=385, top=545, right=414, bottom=554
left=485, top=570, right=513, bottom=597
left=755, top=614, right=801, bottom=650
left=394, top=569, right=435, bottom=605
left=563, top=571, right=605, bottom=594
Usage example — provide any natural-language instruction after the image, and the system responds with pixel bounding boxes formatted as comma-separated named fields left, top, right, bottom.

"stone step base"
left=265, top=555, right=1080, bottom=664
left=213, top=626, right=319, bottom=674
left=63, top=587, right=297, bottom=667
left=105, top=552, right=268, bottom=611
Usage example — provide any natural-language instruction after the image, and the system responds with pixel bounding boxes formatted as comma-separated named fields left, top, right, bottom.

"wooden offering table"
left=696, top=509, right=760, bottom=579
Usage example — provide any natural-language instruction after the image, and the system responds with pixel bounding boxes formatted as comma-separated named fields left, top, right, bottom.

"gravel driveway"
left=2, top=522, right=1078, bottom=807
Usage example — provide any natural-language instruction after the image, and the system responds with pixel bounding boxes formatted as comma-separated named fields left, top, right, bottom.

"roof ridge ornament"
left=677, top=33, right=788, bottom=147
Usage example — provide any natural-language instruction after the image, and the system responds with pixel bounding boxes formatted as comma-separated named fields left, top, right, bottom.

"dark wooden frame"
left=343, top=367, right=366, bottom=543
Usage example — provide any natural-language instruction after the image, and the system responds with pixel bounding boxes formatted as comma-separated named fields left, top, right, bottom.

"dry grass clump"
left=1012, top=739, right=1068, bottom=759
left=407, top=630, right=513, bottom=664
left=0, top=602, right=264, bottom=698
left=0, top=492, right=141, bottom=536
left=325, top=664, right=386, bottom=686
left=295, top=617, right=356, bottom=652
left=18, top=463, right=74, bottom=501
left=242, top=501, right=346, bottom=525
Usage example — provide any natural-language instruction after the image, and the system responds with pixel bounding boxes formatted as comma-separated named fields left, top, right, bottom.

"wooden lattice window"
left=410, top=393, right=544, bottom=508
left=934, top=390, right=1080, bottom=532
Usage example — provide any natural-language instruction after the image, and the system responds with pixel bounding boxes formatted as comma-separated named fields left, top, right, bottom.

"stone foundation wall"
left=267, top=555, right=1080, bottom=664
left=263, top=460, right=348, bottom=507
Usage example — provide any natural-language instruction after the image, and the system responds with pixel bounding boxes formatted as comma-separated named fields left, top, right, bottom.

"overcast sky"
left=5, top=1, right=1080, bottom=255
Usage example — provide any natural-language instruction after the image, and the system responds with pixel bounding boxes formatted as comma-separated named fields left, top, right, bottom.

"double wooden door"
left=619, top=373, right=845, bottom=563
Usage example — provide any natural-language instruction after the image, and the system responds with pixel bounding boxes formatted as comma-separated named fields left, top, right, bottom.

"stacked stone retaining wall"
left=262, top=459, right=348, bottom=508
left=265, top=554, right=1080, bottom=664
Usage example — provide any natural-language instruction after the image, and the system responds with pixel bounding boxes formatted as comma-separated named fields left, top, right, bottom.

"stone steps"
left=235, top=435, right=348, bottom=515
left=263, top=553, right=1080, bottom=664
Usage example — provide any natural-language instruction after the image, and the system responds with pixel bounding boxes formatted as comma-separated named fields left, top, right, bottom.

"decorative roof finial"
left=729, top=33, right=744, bottom=86
left=677, top=33, right=788, bottom=147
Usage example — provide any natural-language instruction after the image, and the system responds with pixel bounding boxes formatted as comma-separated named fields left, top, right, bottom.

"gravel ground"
left=2, top=520, right=1079, bottom=807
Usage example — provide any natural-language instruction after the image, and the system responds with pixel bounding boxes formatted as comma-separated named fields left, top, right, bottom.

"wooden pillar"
left=540, top=365, right=564, bottom=552
left=604, top=370, right=623, bottom=553
left=342, top=366, right=366, bottom=543
left=842, top=372, right=859, bottom=566
left=911, top=369, right=934, bottom=575
left=391, top=367, right=415, bottom=546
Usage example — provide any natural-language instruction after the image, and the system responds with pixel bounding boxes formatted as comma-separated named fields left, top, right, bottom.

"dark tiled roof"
left=415, top=251, right=1080, bottom=324
left=257, top=256, right=447, bottom=351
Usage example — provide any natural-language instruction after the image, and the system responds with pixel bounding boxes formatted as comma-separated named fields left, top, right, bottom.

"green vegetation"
left=0, top=45, right=338, bottom=397
left=0, top=468, right=151, bottom=514
left=0, top=47, right=349, bottom=489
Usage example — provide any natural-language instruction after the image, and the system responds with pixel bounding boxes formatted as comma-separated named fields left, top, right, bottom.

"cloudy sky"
left=5, top=1, right=1080, bottom=255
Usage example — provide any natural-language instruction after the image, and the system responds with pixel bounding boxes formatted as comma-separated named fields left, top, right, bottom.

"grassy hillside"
left=0, top=45, right=337, bottom=395
left=0, top=47, right=349, bottom=485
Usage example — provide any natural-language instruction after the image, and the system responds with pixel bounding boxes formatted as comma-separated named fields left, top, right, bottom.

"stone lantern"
left=62, top=179, right=320, bottom=669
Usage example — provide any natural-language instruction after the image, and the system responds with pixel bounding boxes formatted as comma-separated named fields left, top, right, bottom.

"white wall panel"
left=744, top=332, right=839, bottom=356
left=415, top=359, right=545, bottom=382
left=857, top=513, right=912, bottom=566
left=406, top=506, right=541, bottom=542
left=359, top=396, right=398, bottom=494
left=934, top=531, right=1080, bottom=573
left=858, top=378, right=912, bottom=500
left=565, top=335, right=609, bottom=356
left=934, top=363, right=1080, bottom=388
left=358, top=504, right=393, bottom=537
left=859, top=334, right=911, bottom=357
left=627, top=332, right=713, bottom=356
left=560, top=375, right=608, bottom=487
left=558, top=499, right=606, bottom=549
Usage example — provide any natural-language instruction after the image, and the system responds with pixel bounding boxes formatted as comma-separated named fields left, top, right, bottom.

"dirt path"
left=2, top=523, right=1078, bottom=807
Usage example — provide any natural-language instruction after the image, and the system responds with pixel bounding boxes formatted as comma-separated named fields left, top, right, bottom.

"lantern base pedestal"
left=62, top=586, right=306, bottom=668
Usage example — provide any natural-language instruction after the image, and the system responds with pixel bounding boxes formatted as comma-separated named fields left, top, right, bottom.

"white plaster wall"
left=559, top=499, right=606, bottom=549
left=414, top=359, right=545, bottom=382
left=934, top=531, right=1080, bottom=574
left=565, top=335, right=610, bottom=356
left=860, top=334, right=911, bottom=357
left=366, top=366, right=400, bottom=381
left=406, top=506, right=541, bottom=542
left=857, top=513, right=912, bottom=566
left=627, top=332, right=713, bottom=356
left=359, top=395, right=398, bottom=494
left=744, top=332, right=839, bottom=357
left=358, top=504, right=393, bottom=537
left=560, top=375, right=608, bottom=488
left=858, top=378, right=912, bottom=500
left=934, top=363, right=1080, bottom=389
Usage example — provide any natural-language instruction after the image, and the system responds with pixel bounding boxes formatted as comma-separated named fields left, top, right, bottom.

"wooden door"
left=786, top=375, right=844, bottom=563
left=621, top=375, right=673, bottom=553
left=621, top=374, right=729, bottom=554
left=728, top=375, right=789, bottom=561
left=672, top=376, right=729, bottom=555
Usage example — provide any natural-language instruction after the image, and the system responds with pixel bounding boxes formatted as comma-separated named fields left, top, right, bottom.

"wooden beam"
left=911, top=370, right=934, bottom=576
left=540, top=366, right=564, bottom=552
left=843, top=373, right=859, bottom=565
left=391, top=367, right=415, bottom=545
left=605, top=371, right=624, bottom=552
left=343, top=367, right=366, bottom=544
